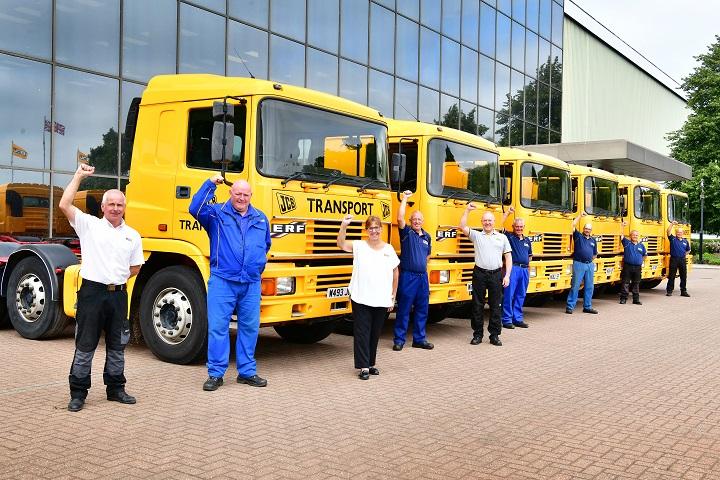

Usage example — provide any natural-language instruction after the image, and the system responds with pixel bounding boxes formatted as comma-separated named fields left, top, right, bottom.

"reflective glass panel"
left=0, top=168, right=51, bottom=238
left=368, top=69, right=394, bottom=117
left=526, top=31, right=539, bottom=78
left=440, top=38, right=460, bottom=96
left=418, top=87, right=439, bottom=123
left=395, top=79, right=418, bottom=121
left=54, top=68, right=118, bottom=175
left=478, top=106, right=494, bottom=140
left=56, top=0, right=119, bottom=75
left=229, top=0, right=268, bottom=28
left=549, top=129, right=560, bottom=143
left=427, top=138, right=499, bottom=200
left=497, top=0, right=511, bottom=15
left=440, top=94, right=458, bottom=128
left=0, top=0, right=52, bottom=59
left=461, top=0, right=479, bottom=50
left=375, top=0, right=395, bottom=8
left=479, top=2, right=495, bottom=57
left=495, top=62, right=510, bottom=112
left=496, top=13, right=511, bottom=65
left=495, top=112, right=508, bottom=146
left=520, top=162, right=571, bottom=210
left=341, top=0, right=369, bottom=63
left=524, top=122, right=537, bottom=145
left=512, top=0, right=525, bottom=24
left=419, top=27, right=440, bottom=89
left=478, top=55, right=494, bottom=108
left=398, top=0, right=420, bottom=20
left=537, top=126, right=548, bottom=144
left=308, top=0, right=339, bottom=53
left=442, top=0, right=461, bottom=40
left=307, top=48, right=338, bottom=95
left=461, top=46, right=478, bottom=103
left=552, top=0, right=563, bottom=46
left=551, top=45, right=563, bottom=89
left=420, top=0, right=441, bottom=31
left=120, top=81, right=145, bottom=176
left=539, top=0, right=551, bottom=40
left=509, top=116, right=523, bottom=146
left=539, top=38, right=551, bottom=83
left=0, top=55, right=51, bottom=170
left=524, top=78, right=538, bottom=124
left=510, top=69, right=524, bottom=119
left=550, top=87, right=561, bottom=132
left=511, top=22, right=525, bottom=71
left=538, top=81, right=549, bottom=127
left=396, top=16, right=419, bottom=82
left=370, top=3, right=395, bottom=73
left=269, top=35, right=305, bottom=87
left=228, top=20, right=269, bottom=79
left=460, top=101, right=477, bottom=134
left=271, top=0, right=305, bottom=42
left=179, top=4, right=225, bottom=75
left=527, top=0, right=539, bottom=32
left=188, top=0, right=225, bottom=13
left=123, top=0, right=176, bottom=83
left=339, top=60, right=368, bottom=105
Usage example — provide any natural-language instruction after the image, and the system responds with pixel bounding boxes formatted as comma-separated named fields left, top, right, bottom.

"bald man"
left=666, top=221, right=691, bottom=296
left=191, top=174, right=271, bottom=391
left=566, top=212, right=598, bottom=314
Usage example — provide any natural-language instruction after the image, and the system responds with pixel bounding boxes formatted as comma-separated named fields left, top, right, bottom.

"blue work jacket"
left=190, top=180, right=271, bottom=283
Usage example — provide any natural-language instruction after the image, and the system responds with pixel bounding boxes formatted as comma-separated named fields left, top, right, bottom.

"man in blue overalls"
left=393, top=190, right=434, bottom=351
left=566, top=212, right=598, bottom=314
left=501, top=207, right=532, bottom=329
left=619, top=221, right=647, bottom=305
left=190, top=174, right=271, bottom=391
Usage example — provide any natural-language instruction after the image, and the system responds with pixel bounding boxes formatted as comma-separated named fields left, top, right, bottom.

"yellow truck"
left=661, top=188, right=693, bottom=278
left=386, top=119, right=501, bottom=321
left=569, top=165, right=622, bottom=289
left=0, top=75, right=393, bottom=364
left=617, top=174, right=664, bottom=287
left=498, top=147, right=573, bottom=299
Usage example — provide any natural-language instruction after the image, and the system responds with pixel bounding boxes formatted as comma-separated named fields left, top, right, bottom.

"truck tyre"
left=274, top=320, right=336, bottom=344
left=0, top=301, right=10, bottom=329
left=139, top=266, right=207, bottom=364
left=333, top=315, right=354, bottom=336
left=6, top=257, right=69, bottom=339
left=426, top=305, right=448, bottom=324
left=524, top=294, right=549, bottom=307
left=640, top=279, right=663, bottom=290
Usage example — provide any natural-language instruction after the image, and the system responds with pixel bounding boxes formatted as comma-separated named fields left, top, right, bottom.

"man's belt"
left=474, top=266, right=501, bottom=274
left=84, top=279, right=127, bottom=291
left=513, top=263, right=528, bottom=268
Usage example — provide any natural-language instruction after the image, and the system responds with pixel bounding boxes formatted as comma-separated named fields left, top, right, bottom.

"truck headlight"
left=529, top=266, right=537, bottom=278
left=594, top=263, right=598, bottom=272
left=276, top=276, right=296, bottom=295
left=565, top=265, right=572, bottom=275
left=429, top=270, right=450, bottom=284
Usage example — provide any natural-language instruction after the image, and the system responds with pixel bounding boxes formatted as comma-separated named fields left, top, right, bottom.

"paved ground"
left=1, top=269, right=719, bottom=479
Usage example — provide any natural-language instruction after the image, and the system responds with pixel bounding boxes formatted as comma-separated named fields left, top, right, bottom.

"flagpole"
left=10, top=139, right=14, bottom=182
left=43, top=116, right=47, bottom=171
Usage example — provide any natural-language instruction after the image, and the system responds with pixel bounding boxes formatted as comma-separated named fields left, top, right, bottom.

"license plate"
left=467, top=282, right=473, bottom=292
left=548, top=273, right=560, bottom=280
left=326, top=287, right=349, bottom=298
left=651, top=265, right=658, bottom=271
left=605, top=267, right=614, bottom=275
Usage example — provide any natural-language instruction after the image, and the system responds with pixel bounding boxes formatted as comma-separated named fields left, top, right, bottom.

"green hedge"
left=691, top=239, right=720, bottom=254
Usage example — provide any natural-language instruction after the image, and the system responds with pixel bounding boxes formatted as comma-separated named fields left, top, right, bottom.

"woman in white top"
left=337, top=214, right=399, bottom=380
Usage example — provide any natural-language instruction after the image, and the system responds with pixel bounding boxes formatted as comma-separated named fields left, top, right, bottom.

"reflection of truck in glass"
left=0, top=75, right=392, bottom=365
left=0, top=183, right=72, bottom=238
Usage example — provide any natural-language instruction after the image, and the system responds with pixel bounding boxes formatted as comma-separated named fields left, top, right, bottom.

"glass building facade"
left=0, top=0, right=563, bottom=237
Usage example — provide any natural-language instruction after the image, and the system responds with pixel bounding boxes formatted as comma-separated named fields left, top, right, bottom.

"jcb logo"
left=276, top=192, right=297, bottom=214
left=381, top=202, right=390, bottom=219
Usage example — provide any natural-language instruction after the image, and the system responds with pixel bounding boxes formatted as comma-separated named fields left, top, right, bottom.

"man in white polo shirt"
left=459, top=204, right=512, bottom=347
left=59, top=163, right=144, bottom=412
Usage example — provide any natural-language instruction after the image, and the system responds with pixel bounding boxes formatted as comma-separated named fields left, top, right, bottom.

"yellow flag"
left=77, top=149, right=89, bottom=165
left=11, top=142, right=28, bottom=160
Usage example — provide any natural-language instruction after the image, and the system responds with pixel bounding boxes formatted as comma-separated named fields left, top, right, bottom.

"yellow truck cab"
left=0, top=183, right=72, bottom=238
left=569, top=164, right=622, bottom=287
left=387, top=120, right=501, bottom=321
left=617, top=175, right=664, bottom=285
left=661, top=188, right=693, bottom=278
left=498, top=147, right=573, bottom=296
left=43, top=74, right=392, bottom=363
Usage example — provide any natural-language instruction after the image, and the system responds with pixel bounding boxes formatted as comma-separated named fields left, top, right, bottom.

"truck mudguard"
left=0, top=244, right=79, bottom=301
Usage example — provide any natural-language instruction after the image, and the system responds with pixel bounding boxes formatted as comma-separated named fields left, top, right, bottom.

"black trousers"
left=69, top=281, right=130, bottom=400
left=471, top=266, right=503, bottom=338
left=667, top=256, right=688, bottom=293
left=620, top=264, right=642, bottom=300
left=351, top=300, right=387, bottom=369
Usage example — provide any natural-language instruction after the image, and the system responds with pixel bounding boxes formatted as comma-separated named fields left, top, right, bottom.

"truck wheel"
left=0, top=301, right=10, bottom=329
left=640, top=279, right=663, bottom=290
left=524, top=294, right=549, bottom=307
left=274, top=320, right=336, bottom=344
left=592, top=285, right=607, bottom=298
left=6, top=257, right=69, bottom=339
left=139, top=266, right=207, bottom=364
left=426, top=305, right=448, bottom=324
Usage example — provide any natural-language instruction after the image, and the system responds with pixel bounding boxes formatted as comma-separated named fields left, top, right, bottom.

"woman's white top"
left=348, top=240, right=400, bottom=308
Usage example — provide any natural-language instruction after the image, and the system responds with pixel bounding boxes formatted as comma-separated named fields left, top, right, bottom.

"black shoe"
left=681, top=291, right=690, bottom=297
left=633, top=299, right=642, bottom=305
left=666, top=291, right=672, bottom=296
left=619, top=298, right=627, bottom=304
left=513, top=322, right=529, bottom=328
left=489, top=335, right=502, bottom=346
left=411, top=341, right=434, bottom=350
left=203, top=376, right=224, bottom=391
left=392, top=343, right=404, bottom=351
left=565, top=308, right=573, bottom=314
left=67, top=398, right=84, bottom=412
left=237, top=374, right=268, bottom=387
left=358, top=370, right=370, bottom=380
left=369, top=367, right=380, bottom=375
left=470, top=336, right=482, bottom=345
left=582, top=308, right=598, bottom=314
left=107, top=390, right=136, bottom=404
left=502, top=323, right=515, bottom=329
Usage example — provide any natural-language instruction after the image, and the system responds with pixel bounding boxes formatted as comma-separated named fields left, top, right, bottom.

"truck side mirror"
left=213, top=101, right=234, bottom=121
left=391, top=152, right=406, bottom=184
left=211, top=121, right=234, bottom=164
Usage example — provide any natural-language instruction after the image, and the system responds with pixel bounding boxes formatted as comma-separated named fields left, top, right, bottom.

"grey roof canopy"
left=523, top=140, right=692, bottom=181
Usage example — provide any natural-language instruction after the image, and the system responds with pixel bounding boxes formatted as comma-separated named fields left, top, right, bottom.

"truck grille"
left=644, top=236, right=659, bottom=254
left=307, top=220, right=363, bottom=255
left=544, top=264, right=563, bottom=275
left=461, top=267, right=474, bottom=282
left=541, top=233, right=565, bottom=256
left=457, top=236, right=475, bottom=255
left=598, top=235, right=618, bottom=254
left=314, top=272, right=352, bottom=294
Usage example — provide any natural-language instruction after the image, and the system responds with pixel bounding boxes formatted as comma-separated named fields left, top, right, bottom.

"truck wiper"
left=281, top=171, right=307, bottom=187
left=357, top=179, right=385, bottom=193
left=323, top=173, right=351, bottom=189
left=443, top=191, right=464, bottom=203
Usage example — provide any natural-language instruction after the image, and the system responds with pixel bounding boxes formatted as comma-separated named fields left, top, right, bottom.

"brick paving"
left=1, top=268, right=719, bottom=479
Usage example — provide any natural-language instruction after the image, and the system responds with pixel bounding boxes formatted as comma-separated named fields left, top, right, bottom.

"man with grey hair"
left=500, top=207, right=532, bottom=328
left=566, top=212, right=598, bottom=314
left=666, top=220, right=691, bottom=296
left=460, top=204, right=512, bottom=346
left=619, top=221, right=647, bottom=305
left=59, top=163, right=144, bottom=412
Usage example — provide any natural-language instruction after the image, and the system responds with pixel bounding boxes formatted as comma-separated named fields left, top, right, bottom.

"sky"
left=571, top=0, right=720, bottom=88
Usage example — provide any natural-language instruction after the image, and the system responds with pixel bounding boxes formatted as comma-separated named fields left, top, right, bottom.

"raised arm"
left=397, top=190, right=412, bottom=229
left=667, top=220, right=677, bottom=237
left=459, top=203, right=477, bottom=236
left=337, top=214, right=354, bottom=252
left=189, top=175, right=224, bottom=228
left=621, top=220, right=627, bottom=241
left=59, top=164, right=95, bottom=224
left=501, top=206, right=514, bottom=233
left=572, top=212, right=586, bottom=232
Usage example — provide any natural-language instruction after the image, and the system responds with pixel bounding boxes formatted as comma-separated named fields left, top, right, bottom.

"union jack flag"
left=54, top=122, right=65, bottom=135
left=44, top=119, right=52, bottom=132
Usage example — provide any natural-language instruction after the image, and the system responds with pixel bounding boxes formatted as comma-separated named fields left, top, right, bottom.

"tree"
left=667, top=35, right=720, bottom=234
left=436, top=104, right=489, bottom=137
left=84, top=128, right=121, bottom=191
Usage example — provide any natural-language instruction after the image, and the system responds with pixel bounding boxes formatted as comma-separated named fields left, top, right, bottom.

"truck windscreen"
left=634, top=186, right=661, bottom=220
left=426, top=139, right=499, bottom=201
left=584, top=176, right=619, bottom=216
left=668, top=194, right=689, bottom=223
left=520, top=162, right=571, bottom=211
